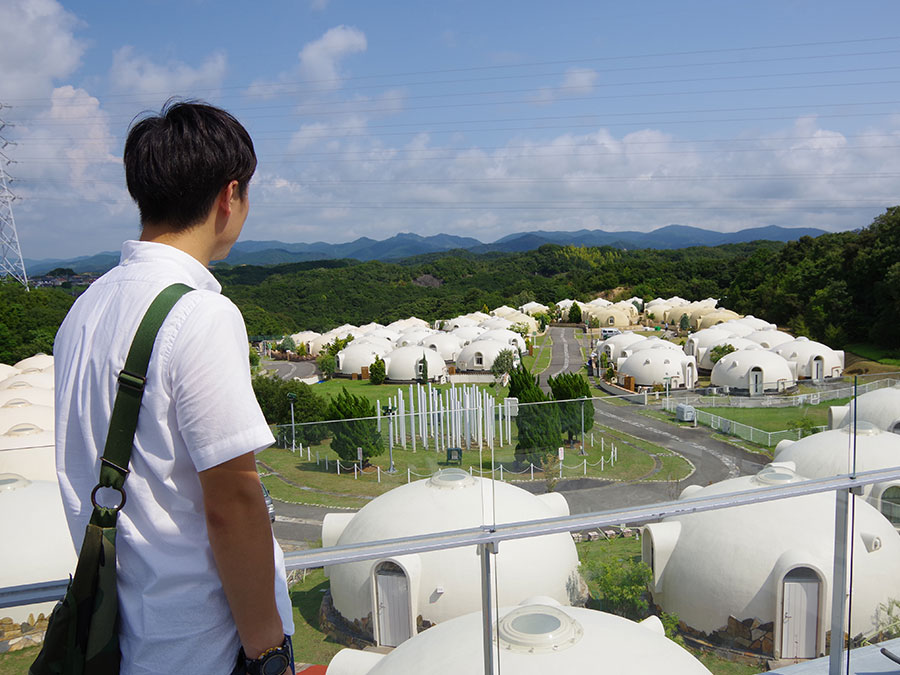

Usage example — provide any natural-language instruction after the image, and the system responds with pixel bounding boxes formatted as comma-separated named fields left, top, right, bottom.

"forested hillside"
left=2, top=208, right=897, bottom=361
left=216, top=207, right=900, bottom=350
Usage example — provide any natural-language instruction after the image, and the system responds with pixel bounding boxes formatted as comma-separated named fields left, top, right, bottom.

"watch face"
left=261, top=653, right=289, bottom=675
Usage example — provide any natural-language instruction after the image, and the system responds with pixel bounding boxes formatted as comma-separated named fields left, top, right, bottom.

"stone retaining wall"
left=0, top=613, right=48, bottom=654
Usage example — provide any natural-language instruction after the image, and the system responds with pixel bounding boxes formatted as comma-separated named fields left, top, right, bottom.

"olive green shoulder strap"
left=96, top=283, right=193, bottom=495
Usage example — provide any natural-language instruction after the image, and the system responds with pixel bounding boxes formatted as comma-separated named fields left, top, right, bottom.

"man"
left=54, top=101, right=293, bottom=675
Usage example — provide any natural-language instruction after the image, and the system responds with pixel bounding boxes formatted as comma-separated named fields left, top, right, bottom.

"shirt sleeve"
left=167, top=294, right=275, bottom=472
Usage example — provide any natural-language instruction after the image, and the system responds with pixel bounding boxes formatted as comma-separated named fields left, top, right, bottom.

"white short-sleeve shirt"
left=54, top=241, right=293, bottom=675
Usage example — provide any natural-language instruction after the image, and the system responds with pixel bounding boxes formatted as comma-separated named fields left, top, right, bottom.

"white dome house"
left=643, top=464, right=900, bottom=659
left=774, top=424, right=900, bottom=527
left=326, top=599, right=713, bottom=675
left=771, top=337, right=844, bottom=380
left=709, top=347, right=796, bottom=395
left=419, top=333, right=463, bottom=361
left=744, top=329, right=795, bottom=350
left=456, top=339, right=519, bottom=373
left=598, top=332, right=646, bottom=362
left=320, top=469, right=583, bottom=648
left=382, top=346, right=447, bottom=383
left=695, top=336, right=759, bottom=372
left=13, top=354, right=54, bottom=373
left=617, top=347, right=697, bottom=389
left=477, top=329, right=526, bottom=353
left=335, top=343, right=384, bottom=377
left=0, top=420, right=56, bottom=482
left=829, top=386, right=900, bottom=433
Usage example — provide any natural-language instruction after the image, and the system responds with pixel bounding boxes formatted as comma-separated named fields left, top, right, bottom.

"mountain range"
left=25, top=224, right=827, bottom=276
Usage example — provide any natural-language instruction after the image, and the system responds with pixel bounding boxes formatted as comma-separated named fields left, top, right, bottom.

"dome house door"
left=749, top=368, right=763, bottom=396
left=375, top=561, right=412, bottom=647
left=781, top=567, right=820, bottom=659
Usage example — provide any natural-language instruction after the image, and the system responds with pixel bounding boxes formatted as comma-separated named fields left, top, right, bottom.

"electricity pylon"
left=0, top=106, right=28, bottom=289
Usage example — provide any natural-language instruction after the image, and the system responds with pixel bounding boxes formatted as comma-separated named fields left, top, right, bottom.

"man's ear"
left=219, top=180, right=240, bottom=216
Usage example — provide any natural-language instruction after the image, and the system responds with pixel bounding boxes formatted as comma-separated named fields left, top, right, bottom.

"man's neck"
left=140, top=222, right=216, bottom=267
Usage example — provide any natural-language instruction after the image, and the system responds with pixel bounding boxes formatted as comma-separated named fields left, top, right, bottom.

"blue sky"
left=3, top=0, right=900, bottom=260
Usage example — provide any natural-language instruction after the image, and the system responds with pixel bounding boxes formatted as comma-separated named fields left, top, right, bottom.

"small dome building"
left=479, top=316, right=513, bottom=331
left=382, top=346, right=447, bottom=383
left=684, top=327, right=737, bottom=358
left=695, top=336, right=759, bottom=371
left=697, top=307, right=750, bottom=332
left=744, top=329, right=794, bottom=349
left=617, top=347, right=697, bottom=389
left=771, top=337, right=844, bottom=380
left=592, top=307, right=631, bottom=328
left=326, top=599, right=713, bottom=675
left=519, top=301, right=549, bottom=316
left=774, top=425, right=900, bottom=527
left=335, top=343, right=386, bottom=377
left=643, top=463, right=900, bottom=660
left=455, top=339, right=519, bottom=372
left=829, top=386, right=900, bottom=434
left=598, top=332, right=646, bottom=362
left=396, top=329, right=435, bottom=348
left=449, top=326, right=487, bottom=345
left=321, top=469, right=584, bottom=648
left=420, top=333, right=463, bottom=361
left=477, top=329, right=525, bottom=353
left=709, top=347, right=796, bottom=395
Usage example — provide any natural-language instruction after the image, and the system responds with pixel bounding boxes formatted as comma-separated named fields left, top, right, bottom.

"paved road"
left=262, top=358, right=317, bottom=380
left=538, top=326, right=586, bottom=389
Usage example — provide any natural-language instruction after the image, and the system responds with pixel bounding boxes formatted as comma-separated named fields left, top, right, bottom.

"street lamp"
left=287, top=392, right=297, bottom=452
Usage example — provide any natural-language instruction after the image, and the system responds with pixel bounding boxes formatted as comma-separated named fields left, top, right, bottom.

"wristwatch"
left=242, top=635, right=292, bottom=675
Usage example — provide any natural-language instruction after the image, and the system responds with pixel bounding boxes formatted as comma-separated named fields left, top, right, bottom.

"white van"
left=600, top=327, right=621, bottom=340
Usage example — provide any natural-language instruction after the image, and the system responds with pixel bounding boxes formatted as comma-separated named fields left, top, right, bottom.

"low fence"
left=276, top=444, right=624, bottom=485
left=661, top=399, right=827, bottom=447
left=678, top=376, right=899, bottom=409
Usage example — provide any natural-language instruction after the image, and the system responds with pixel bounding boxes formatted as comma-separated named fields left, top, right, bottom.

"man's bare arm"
left=199, top=452, right=284, bottom=659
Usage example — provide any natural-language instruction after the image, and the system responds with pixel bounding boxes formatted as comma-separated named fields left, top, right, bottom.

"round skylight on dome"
left=840, top=420, right=880, bottom=436
left=2, top=398, right=30, bottom=408
left=755, top=463, right=801, bottom=486
left=5, top=422, right=43, bottom=437
left=0, top=473, right=30, bottom=491
left=496, top=604, right=583, bottom=654
left=428, top=467, right=475, bottom=488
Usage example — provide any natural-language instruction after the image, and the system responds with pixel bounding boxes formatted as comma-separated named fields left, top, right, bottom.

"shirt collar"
left=119, top=240, right=222, bottom=293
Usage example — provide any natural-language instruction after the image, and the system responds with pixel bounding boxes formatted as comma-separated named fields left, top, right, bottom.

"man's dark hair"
left=124, top=100, right=257, bottom=230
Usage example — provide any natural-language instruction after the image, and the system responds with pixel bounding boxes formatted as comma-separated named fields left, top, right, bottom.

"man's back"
left=54, top=240, right=292, bottom=674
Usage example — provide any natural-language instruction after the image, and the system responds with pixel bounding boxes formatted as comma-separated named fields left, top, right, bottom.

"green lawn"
left=258, top=410, right=693, bottom=508
left=697, top=397, right=850, bottom=432
left=845, top=343, right=900, bottom=366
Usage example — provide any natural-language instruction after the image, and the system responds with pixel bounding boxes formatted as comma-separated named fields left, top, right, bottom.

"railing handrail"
left=5, top=465, right=899, bottom=611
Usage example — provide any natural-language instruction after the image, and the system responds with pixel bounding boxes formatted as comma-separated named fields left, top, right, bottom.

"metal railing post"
left=480, top=540, right=498, bottom=675
left=829, top=488, right=850, bottom=674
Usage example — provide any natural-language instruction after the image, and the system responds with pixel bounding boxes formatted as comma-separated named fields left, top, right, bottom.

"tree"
left=417, top=350, right=429, bottom=383
left=548, top=372, right=594, bottom=445
left=568, top=302, right=582, bottom=324
left=678, top=313, right=690, bottom=332
left=582, top=558, right=652, bottom=620
left=316, top=352, right=336, bottom=379
left=369, top=355, right=386, bottom=385
left=278, top=335, right=296, bottom=353
left=248, top=346, right=260, bottom=369
left=709, top=343, right=736, bottom=364
left=508, top=366, right=562, bottom=466
left=490, top=348, right=516, bottom=378
left=326, top=387, right=385, bottom=464
left=251, top=374, right=328, bottom=444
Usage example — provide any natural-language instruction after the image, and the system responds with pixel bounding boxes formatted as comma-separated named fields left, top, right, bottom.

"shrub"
left=369, top=355, right=386, bottom=385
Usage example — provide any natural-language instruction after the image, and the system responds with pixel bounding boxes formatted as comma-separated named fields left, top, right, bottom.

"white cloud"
left=246, top=25, right=367, bottom=99
left=0, top=0, right=86, bottom=101
left=297, top=26, right=367, bottom=87
left=535, top=67, right=599, bottom=104
left=109, top=47, right=227, bottom=102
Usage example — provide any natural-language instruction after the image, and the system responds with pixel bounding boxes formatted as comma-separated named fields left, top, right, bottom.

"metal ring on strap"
left=91, top=484, right=127, bottom=511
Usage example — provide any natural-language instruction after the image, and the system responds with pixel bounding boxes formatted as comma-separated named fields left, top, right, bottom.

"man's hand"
left=199, top=452, right=284, bottom=659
